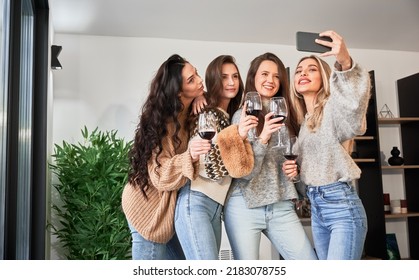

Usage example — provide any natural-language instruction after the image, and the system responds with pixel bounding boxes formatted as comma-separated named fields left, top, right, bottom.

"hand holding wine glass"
left=284, top=135, right=300, bottom=182
left=244, top=91, right=262, bottom=141
left=269, top=97, right=288, bottom=148
left=198, top=111, right=216, bottom=163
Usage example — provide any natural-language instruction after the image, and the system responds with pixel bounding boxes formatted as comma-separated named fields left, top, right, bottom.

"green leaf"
left=49, top=126, right=132, bottom=259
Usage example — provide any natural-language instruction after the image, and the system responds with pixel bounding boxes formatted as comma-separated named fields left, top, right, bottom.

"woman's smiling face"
left=294, top=58, right=322, bottom=96
left=254, top=60, right=280, bottom=100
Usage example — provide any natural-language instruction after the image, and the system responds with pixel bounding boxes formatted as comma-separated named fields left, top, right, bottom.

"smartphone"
left=296, top=31, right=332, bottom=53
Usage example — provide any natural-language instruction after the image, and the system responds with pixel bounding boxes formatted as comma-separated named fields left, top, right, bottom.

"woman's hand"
left=317, top=30, right=352, bottom=71
left=189, top=137, right=211, bottom=162
left=191, top=95, right=208, bottom=115
left=258, top=112, right=283, bottom=144
left=282, top=160, right=299, bottom=180
left=238, top=102, right=258, bottom=140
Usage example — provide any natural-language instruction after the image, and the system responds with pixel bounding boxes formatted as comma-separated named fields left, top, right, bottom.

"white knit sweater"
left=298, top=62, right=371, bottom=186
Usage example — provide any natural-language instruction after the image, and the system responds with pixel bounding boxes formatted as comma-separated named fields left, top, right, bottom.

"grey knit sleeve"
left=329, top=62, right=371, bottom=141
left=231, top=109, right=269, bottom=181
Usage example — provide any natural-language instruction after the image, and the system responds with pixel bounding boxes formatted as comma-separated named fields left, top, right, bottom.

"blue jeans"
left=224, top=187, right=317, bottom=260
left=306, top=181, right=368, bottom=260
left=128, top=223, right=185, bottom=260
left=174, top=182, right=223, bottom=259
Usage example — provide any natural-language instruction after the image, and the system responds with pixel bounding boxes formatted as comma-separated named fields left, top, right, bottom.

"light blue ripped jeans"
left=306, top=181, right=368, bottom=260
left=224, top=186, right=317, bottom=260
left=174, top=181, right=223, bottom=260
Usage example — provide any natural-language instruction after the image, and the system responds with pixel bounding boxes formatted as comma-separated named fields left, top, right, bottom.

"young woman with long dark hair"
left=122, top=54, right=209, bottom=260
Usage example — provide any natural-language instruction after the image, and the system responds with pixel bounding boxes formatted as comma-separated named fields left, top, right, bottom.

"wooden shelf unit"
left=354, top=136, right=375, bottom=141
left=355, top=71, right=387, bottom=259
left=380, top=73, right=419, bottom=259
left=381, top=165, right=419, bottom=170
left=385, top=212, right=419, bottom=219
left=355, top=73, right=419, bottom=259
left=378, top=117, right=419, bottom=124
left=354, top=158, right=376, bottom=163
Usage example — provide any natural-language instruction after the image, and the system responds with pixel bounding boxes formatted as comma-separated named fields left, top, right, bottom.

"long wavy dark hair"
left=242, top=52, right=299, bottom=136
left=205, top=55, right=244, bottom=117
left=128, top=54, right=188, bottom=197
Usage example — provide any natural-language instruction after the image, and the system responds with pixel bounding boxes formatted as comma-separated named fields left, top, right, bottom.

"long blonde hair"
left=290, top=55, right=356, bottom=154
left=290, top=55, right=331, bottom=132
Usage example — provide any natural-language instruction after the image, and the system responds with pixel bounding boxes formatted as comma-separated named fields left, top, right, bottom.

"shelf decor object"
left=390, top=199, right=401, bottom=214
left=400, top=199, right=408, bottom=214
left=388, top=146, right=404, bottom=166
left=378, top=104, right=395, bottom=118
left=383, top=193, right=391, bottom=214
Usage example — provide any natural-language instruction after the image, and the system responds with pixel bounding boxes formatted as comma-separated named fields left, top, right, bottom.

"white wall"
left=51, top=34, right=419, bottom=259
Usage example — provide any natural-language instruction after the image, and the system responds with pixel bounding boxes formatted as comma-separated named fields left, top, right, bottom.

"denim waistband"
left=306, top=181, right=352, bottom=192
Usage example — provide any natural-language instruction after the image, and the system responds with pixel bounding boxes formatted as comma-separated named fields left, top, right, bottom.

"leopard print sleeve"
left=195, top=108, right=231, bottom=181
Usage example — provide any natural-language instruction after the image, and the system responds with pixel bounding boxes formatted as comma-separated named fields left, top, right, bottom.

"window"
left=0, top=0, right=10, bottom=260
left=16, top=0, right=34, bottom=259
left=0, top=0, right=49, bottom=260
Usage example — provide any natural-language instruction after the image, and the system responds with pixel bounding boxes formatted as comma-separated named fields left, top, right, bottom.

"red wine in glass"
left=271, top=114, right=287, bottom=124
left=284, top=154, right=298, bottom=160
left=199, top=130, right=215, bottom=163
left=198, top=112, right=217, bottom=163
left=246, top=109, right=261, bottom=117
left=269, top=97, right=288, bottom=148
left=244, top=92, right=262, bottom=141
left=285, top=135, right=300, bottom=182
left=199, top=131, right=216, bottom=140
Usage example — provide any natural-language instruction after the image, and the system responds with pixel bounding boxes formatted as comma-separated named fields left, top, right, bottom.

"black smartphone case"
left=296, top=31, right=332, bottom=53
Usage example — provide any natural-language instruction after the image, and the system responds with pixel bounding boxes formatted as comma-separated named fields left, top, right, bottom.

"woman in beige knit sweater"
left=121, top=54, right=210, bottom=260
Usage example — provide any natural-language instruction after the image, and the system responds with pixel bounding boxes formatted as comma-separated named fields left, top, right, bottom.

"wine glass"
left=269, top=97, right=288, bottom=148
left=244, top=91, right=262, bottom=141
left=284, top=135, right=300, bottom=182
left=198, top=111, right=216, bottom=163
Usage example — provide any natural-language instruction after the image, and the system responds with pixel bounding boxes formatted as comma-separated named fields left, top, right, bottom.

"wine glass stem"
left=204, top=143, right=214, bottom=163
left=277, top=128, right=282, bottom=146
left=248, top=128, right=256, bottom=141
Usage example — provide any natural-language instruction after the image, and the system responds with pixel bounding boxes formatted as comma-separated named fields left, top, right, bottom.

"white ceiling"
left=49, top=0, right=419, bottom=52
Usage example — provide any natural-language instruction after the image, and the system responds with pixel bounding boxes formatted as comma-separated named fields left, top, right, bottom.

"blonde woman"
left=283, top=30, right=370, bottom=259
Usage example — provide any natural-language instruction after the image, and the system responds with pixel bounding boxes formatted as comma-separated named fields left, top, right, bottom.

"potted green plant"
left=50, top=126, right=132, bottom=259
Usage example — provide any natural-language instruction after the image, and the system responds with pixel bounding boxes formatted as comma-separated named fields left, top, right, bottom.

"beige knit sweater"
left=121, top=117, right=199, bottom=243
